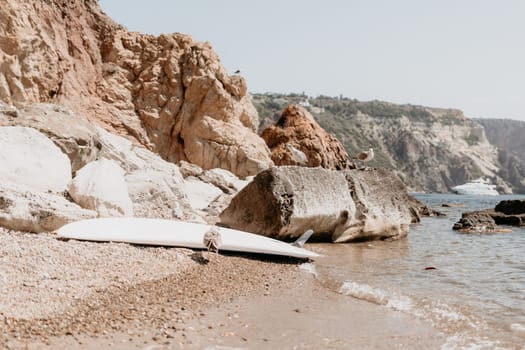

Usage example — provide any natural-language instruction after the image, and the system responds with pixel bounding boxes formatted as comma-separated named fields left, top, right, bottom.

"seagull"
left=286, top=143, right=308, bottom=166
left=203, top=228, right=222, bottom=254
left=354, top=148, right=374, bottom=168
left=234, top=69, right=241, bottom=74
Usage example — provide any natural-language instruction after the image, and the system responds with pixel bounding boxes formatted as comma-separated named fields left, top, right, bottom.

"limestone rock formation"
left=261, top=105, right=355, bottom=170
left=220, top=166, right=420, bottom=242
left=0, top=126, right=71, bottom=193
left=0, top=0, right=272, bottom=178
left=0, top=182, right=96, bottom=233
left=69, top=159, right=133, bottom=217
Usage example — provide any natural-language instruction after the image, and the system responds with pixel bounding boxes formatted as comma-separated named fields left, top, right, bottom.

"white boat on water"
left=451, top=178, right=499, bottom=196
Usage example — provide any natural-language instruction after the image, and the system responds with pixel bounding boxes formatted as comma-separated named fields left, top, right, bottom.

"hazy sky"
left=99, top=0, right=525, bottom=121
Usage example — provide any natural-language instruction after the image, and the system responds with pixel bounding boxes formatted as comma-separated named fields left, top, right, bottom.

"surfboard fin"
left=292, top=229, right=314, bottom=248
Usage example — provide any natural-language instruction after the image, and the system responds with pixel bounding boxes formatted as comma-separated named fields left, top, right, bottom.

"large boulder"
left=0, top=103, right=101, bottom=173
left=0, top=126, right=71, bottom=193
left=0, top=182, right=96, bottom=233
left=261, top=105, right=356, bottom=170
left=220, top=166, right=417, bottom=242
left=69, top=159, right=133, bottom=217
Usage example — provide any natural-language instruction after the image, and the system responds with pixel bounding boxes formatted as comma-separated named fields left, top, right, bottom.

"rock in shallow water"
left=494, top=200, right=525, bottom=215
left=452, top=211, right=497, bottom=233
left=453, top=199, right=525, bottom=232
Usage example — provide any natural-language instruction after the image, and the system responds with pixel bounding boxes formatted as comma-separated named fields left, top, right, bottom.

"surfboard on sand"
left=56, top=218, right=319, bottom=259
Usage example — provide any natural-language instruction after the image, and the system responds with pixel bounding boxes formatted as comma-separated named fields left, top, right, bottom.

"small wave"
left=299, top=262, right=317, bottom=277
left=339, top=280, right=415, bottom=313
left=339, top=280, right=388, bottom=305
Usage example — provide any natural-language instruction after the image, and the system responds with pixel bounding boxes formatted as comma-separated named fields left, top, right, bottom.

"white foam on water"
left=338, top=280, right=493, bottom=347
left=431, top=302, right=468, bottom=323
left=340, top=280, right=415, bottom=313
left=440, top=334, right=509, bottom=350
left=299, top=262, right=317, bottom=277
left=385, top=294, right=414, bottom=313
left=339, top=280, right=388, bottom=305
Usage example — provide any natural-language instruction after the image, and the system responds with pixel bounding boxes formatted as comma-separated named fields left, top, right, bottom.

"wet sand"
left=0, top=228, right=445, bottom=349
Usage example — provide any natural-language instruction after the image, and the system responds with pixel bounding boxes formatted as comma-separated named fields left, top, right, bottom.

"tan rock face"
left=261, top=105, right=355, bottom=170
left=220, top=166, right=416, bottom=242
left=0, top=0, right=272, bottom=178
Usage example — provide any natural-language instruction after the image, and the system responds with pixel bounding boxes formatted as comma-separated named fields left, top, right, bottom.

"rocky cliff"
left=476, top=119, right=525, bottom=193
left=0, top=0, right=272, bottom=177
left=254, top=94, right=516, bottom=193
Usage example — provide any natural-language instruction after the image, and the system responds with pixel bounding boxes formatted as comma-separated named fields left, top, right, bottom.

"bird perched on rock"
left=354, top=148, right=374, bottom=168
left=286, top=143, right=308, bottom=166
left=203, top=227, right=222, bottom=254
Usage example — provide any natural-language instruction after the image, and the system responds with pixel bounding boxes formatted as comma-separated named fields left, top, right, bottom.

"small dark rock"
left=490, top=210, right=524, bottom=226
left=495, top=200, right=525, bottom=215
left=452, top=211, right=496, bottom=233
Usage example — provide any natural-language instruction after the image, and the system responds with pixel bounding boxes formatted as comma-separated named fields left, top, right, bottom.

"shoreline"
left=1, top=229, right=445, bottom=349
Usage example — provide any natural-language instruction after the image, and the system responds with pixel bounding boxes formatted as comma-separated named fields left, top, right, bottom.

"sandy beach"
left=0, top=228, right=445, bottom=350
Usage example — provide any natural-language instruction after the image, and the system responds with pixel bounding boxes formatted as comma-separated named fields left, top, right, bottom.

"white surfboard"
left=56, top=218, right=319, bottom=259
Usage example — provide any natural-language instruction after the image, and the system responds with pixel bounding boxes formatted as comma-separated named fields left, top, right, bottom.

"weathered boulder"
left=0, top=0, right=273, bottom=178
left=261, top=105, right=356, bottom=170
left=452, top=211, right=497, bottom=233
left=95, top=127, right=201, bottom=220
left=0, top=126, right=71, bottom=193
left=69, top=159, right=133, bottom=217
left=0, top=182, right=96, bottom=233
left=0, top=103, right=101, bottom=173
left=219, top=166, right=417, bottom=242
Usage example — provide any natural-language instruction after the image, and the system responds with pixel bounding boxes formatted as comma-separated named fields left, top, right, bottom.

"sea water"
left=311, top=194, right=525, bottom=350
